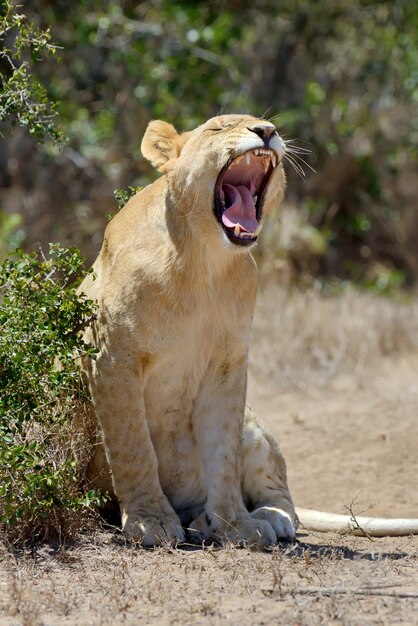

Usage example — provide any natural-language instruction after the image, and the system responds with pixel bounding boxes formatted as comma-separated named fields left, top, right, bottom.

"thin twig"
left=344, top=497, right=374, bottom=541
left=62, top=314, right=97, bottom=339
left=289, top=586, right=418, bottom=599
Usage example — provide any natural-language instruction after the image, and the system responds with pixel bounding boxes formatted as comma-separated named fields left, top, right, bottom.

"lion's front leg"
left=188, top=358, right=277, bottom=547
left=242, top=406, right=298, bottom=540
left=87, top=354, right=184, bottom=546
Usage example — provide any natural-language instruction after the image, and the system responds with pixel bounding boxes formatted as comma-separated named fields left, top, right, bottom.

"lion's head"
left=141, top=114, right=286, bottom=250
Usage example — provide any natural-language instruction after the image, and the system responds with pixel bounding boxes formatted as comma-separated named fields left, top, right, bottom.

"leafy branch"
left=0, top=0, right=63, bottom=141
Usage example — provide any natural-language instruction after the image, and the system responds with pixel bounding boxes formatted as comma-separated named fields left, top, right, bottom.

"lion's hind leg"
left=242, top=407, right=298, bottom=541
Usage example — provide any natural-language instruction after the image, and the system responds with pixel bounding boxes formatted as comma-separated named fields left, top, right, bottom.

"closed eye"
left=204, top=122, right=240, bottom=133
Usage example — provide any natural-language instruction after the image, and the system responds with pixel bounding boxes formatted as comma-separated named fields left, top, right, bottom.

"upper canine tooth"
left=271, top=153, right=277, bottom=167
left=245, top=152, right=251, bottom=165
left=234, top=224, right=241, bottom=237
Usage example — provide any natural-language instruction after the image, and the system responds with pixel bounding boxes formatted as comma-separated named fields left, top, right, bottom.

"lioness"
left=81, top=114, right=418, bottom=544
left=80, top=114, right=297, bottom=547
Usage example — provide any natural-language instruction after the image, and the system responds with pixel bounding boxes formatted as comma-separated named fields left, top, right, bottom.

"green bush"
left=0, top=0, right=63, bottom=141
left=113, top=185, right=143, bottom=210
left=0, top=244, right=105, bottom=543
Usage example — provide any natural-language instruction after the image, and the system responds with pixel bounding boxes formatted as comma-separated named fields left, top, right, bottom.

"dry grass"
left=1, top=532, right=417, bottom=626
left=250, top=283, right=418, bottom=389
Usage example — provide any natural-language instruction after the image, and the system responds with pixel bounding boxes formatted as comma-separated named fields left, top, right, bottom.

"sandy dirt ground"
left=1, top=296, right=417, bottom=625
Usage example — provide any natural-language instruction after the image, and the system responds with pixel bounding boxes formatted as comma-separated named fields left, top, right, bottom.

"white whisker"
left=262, top=107, right=275, bottom=120
left=267, top=113, right=281, bottom=124
left=285, top=145, right=312, bottom=156
left=284, top=140, right=312, bottom=156
left=288, top=152, right=316, bottom=174
left=282, top=138, right=315, bottom=177
left=283, top=153, right=307, bottom=179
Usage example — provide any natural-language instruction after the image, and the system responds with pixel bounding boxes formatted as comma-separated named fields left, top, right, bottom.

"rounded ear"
left=141, top=120, right=190, bottom=172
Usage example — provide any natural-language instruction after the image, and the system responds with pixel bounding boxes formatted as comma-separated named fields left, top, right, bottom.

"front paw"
left=188, top=511, right=277, bottom=547
left=251, top=506, right=296, bottom=541
left=122, top=511, right=185, bottom=547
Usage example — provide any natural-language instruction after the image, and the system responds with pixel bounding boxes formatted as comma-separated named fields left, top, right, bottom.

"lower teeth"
left=239, top=232, right=254, bottom=239
left=231, top=225, right=258, bottom=240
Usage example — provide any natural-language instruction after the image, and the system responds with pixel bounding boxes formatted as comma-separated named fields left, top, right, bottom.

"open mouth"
left=214, top=148, right=278, bottom=246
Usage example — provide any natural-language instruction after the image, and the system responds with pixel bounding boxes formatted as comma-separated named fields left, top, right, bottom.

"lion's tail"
left=295, top=507, right=418, bottom=537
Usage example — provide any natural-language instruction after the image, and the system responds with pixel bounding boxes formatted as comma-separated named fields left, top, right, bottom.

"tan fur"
left=80, top=114, right=296, bottom=547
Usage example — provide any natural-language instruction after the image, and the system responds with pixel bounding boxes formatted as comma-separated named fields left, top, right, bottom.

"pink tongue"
left=221, top=184, right=259, bottom=233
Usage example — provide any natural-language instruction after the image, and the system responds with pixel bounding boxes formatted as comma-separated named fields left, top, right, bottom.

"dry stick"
left=289, top=586, right=418, bottom=599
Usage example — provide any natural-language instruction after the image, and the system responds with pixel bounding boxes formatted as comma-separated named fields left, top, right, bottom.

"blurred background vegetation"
left=1, top=0, right=418, bottom=291
left=2, top=0, right=418, bottom=543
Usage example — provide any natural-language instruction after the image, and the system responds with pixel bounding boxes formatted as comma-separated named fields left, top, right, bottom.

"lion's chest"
left=142, top=305, right=248, bottom=509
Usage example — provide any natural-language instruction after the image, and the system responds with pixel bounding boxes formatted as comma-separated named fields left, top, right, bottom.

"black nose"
left=248, top=125, right=277, bottom=145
